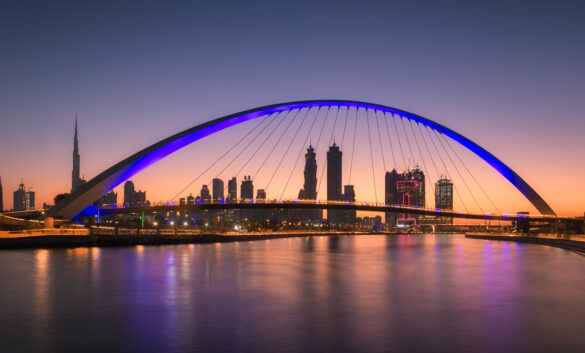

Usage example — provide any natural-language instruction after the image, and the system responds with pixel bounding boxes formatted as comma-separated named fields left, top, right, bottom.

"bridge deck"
left=92, top=200, right=573, bottom=222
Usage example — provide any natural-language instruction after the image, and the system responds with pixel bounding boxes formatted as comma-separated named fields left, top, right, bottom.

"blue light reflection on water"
left=1, top=235, right=585, bottom=353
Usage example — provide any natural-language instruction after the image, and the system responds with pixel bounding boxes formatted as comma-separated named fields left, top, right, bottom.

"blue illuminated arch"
left=48, top=100, right=556, bottom=219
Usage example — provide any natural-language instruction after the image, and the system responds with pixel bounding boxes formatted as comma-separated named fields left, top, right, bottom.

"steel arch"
left=48, top=100, right=556, bottom=219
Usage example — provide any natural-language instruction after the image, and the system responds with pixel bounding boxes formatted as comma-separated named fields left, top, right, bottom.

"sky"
left=1, top=0, right=584, bottom=216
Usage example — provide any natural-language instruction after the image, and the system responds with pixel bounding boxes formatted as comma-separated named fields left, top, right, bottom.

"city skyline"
left=1, top=1, right=584, bottom=216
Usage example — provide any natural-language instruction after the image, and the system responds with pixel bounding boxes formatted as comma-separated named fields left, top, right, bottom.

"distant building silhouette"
left=435, top=177, right=453, bottom=210
left=227, top=177, right=237, bottom=202
left=297, top=145, right=322, bottom=222
left=342, top=185, right=356, bottom=225
left=327, top=143, right=343, bottom=224
left=435, top=177, right=454, bottom=225
left=256, top=189, right=266, bottom=200
left=124, top=181, right=135, bottom=206
left=299, top=145, right=317, bottom=199
left=124, top=180, right=149, bottom=207
left=187, top=194, right=195, bottom=205
left=200, top=185, right=211, bottom=202
left=212, top=178, right=224, bottom=201
left=98, top=191, right=117, bottom=205
left=385, top=167, right=425, bottom=226
left=241, top=176, right=254, bottom=200
left=0, top=176, right=3, bottom=212
left=13, top=182, right=35, bottom=211
left=71, top=115, right=86, bottom=193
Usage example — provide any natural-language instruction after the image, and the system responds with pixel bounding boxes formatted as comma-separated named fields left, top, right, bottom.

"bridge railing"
left=93, top=199, right=544, bottom=220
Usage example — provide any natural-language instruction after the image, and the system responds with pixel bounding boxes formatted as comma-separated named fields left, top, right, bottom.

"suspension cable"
left=317, top=106, right=342, bottom=194
left=168, top=112, right=273, bottom=202
left=222, top=109, right=291, bottom=184
left=207, top=110, right=288, bottom=195
left=347, top=106, right=359, bottom=185
left=392, top=113, right=408, bottom=171
left=423, top=125, right=469, bottom=213
left=251, top=109, right=300, bottom=181
left=408, top=119, right=433, bottom=207
left=383, top=112, right=397, bottom=171
left=365, top=108, right=378, bottom=203
left=280, top=107, right=322, bottom=199
left=417, top=122, right=441, bottom=179
left=375, top=110, right=387, bottom=173
left=400, top=116, right=416, bottom=170
left=340, top=106, right=350, bottom=149
left=432, top=128, right=484, bottom=214
left=265, top=107, right=312, bottom=191
left=440, top=133, right=501, bottom=214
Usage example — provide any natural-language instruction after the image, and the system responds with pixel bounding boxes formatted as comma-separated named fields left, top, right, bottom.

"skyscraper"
left=385, top=167, right=425, bottom=226
left=342, top=185, right=356, bottom=225
left=227, top=177, right=237, bottom=202
left=13, top=182, right=35, bottom=211
left=298, top=145, right=317, bottom=200
left=327, top=143, right=342, bottom=201
left=435, top=177, right=453, bottom=210
left=98, top=191, right=117, bottom=205
left=212, top=178, right=224, bottom=201
left=435, top=177, right=454, bottom=225
left=256, top=189, right=266, bottom=199
left=241, top=176, right=254, bottom=200
left=71, top=115, right=86, bottom=193
left=296, top=145, right=322, bottom=222
left=124, top=181, right=135, bottom=206
left=0, top=176, right=3, bottom=212
left=200, top=185, right=211, bottom=202
left=327, top=143, right=343, bottom=224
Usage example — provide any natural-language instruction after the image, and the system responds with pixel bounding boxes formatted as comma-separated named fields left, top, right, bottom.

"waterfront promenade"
left=0, top=228, right=371, bottom=248
left=465, top=233, right=585, bottom=254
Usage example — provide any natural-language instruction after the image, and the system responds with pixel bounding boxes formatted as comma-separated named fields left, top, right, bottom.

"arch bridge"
left=47, top=100, right=556, bottom=220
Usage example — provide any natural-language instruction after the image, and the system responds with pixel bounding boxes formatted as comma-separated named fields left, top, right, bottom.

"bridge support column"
left=44, top=217, right=54, bottom=229
left=516, top=212, right=530, bottom=234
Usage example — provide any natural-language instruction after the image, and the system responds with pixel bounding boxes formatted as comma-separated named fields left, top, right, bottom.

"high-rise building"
left=227, top=177, right=237, bottom=202
left=71, top=115, right=86, bottom=193
left=200, top=185, right=211, bottom=202
left=342, top=185, right=356, bottom=225
left=327, top=143, right=342, bottom=201
left=327, top=143, right=343, bottom=224
left=98, top=191, right=117, bottom=205
left=298, top=145, right=317, bottom=200
left=385, top=167, right=425, bottom=226
left=241, top=176, right=254, bottom=200
left=124, top=181, right=135, bottom=206
left=187, top=194, right=195, bottom=205
left=295, top=145, right=322, bottom=223
left=212, top=178, right=224, bottom=201
left=13, top=182, right=35, bottom=211
left=0, top=176, right=3, bottom=212
left=435, top=177, right=454, bottom=225
left=123, top=180, right=148, bottom=207
left=256, top=189, right=266, bottom=199
left=435, top=178, right=453, bottom=210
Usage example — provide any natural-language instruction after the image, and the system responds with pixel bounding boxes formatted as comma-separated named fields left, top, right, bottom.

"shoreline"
left=465, top=233, right=585, bottom=255
left=0, top=231, right=377, bottom=249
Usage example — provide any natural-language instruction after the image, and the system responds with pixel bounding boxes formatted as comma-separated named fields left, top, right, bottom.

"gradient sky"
left=1, top=0, right=584, bottom=216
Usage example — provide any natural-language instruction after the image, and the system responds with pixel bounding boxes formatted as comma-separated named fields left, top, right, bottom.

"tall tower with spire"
left=298, top=144, right=317, bottom=200
left=71, top=114, right=86, bottom=193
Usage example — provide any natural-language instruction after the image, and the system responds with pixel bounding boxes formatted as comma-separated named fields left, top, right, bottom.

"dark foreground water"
left=1, top=234, right=585, bottom=353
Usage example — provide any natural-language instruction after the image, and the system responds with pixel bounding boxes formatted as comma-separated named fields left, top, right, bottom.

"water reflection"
left=1, top=235, right=585, bottom=353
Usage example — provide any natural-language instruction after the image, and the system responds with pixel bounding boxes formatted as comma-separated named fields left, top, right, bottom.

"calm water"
left=1, top=234, right=585, bottom=353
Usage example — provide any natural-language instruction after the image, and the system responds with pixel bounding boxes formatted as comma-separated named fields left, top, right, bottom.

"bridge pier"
left=516, top=212, right=530, bottom=234
left=44, top=217, right=54, bottom=229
